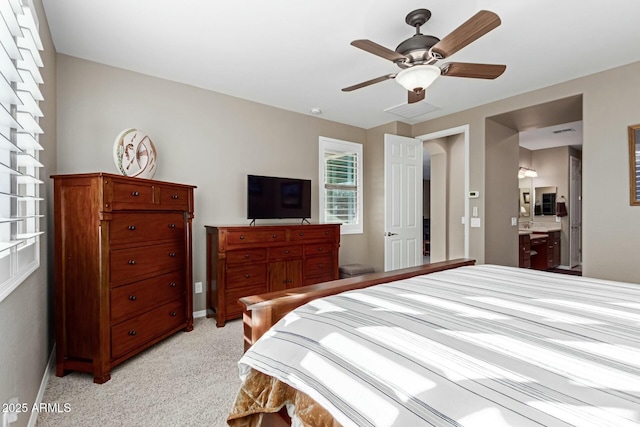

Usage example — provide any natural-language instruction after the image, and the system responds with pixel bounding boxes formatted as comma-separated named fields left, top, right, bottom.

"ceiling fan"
left=342, top=9, right=506, bottom=104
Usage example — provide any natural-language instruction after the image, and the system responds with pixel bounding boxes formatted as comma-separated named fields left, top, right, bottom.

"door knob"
left=385, top=232, right=398, bottom=236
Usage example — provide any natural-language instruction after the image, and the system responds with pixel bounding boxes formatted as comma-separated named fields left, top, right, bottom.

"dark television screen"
left=247, top=175, right=311, bottom=220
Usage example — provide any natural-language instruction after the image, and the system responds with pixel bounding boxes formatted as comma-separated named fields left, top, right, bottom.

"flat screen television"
left=247, top=175, right=311, bottom=221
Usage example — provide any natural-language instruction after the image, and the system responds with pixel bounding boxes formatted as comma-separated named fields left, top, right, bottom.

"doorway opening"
left=486, top=95, right=583, bottom=269
left=417, top=125, right=470, bottom=263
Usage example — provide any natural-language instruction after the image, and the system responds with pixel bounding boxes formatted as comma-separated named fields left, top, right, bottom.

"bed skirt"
left=227, top=368, right=342, bottom=427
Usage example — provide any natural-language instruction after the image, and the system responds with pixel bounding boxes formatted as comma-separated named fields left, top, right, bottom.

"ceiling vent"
left=552, top=128, right=576, bottom=134
left=384, top=101, right=440, bottom=119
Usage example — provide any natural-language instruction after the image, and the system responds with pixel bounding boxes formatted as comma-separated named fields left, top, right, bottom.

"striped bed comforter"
left=236, top=265, right=640, bottom=427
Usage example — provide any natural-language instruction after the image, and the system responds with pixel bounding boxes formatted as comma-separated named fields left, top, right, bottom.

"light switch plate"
left=511, top=217, right=518, bottom=226
left=471, top=218, right=481, bottom=228
left=195, top=282, right=203, bottom=294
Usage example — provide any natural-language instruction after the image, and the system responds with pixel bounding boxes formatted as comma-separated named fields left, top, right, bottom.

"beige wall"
left=426, top=139, right=447, bottom=262
left=411, top=60, right=640, bottom=282
left=55, top=49, right=640, bottom=288
left=485, top=119, right=519, bottom=266
left=55, top=55, right=368, bottom=311
left=0, top=1, right=57, bottom=426
left=446, top=133, right=466, bottom=259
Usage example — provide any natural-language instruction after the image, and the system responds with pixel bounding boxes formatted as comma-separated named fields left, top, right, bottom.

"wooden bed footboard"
left=238, top=258, right=475, bottom=351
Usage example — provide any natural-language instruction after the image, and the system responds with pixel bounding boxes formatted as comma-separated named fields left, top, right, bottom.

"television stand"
left=205, top=223, right=341, bottom=326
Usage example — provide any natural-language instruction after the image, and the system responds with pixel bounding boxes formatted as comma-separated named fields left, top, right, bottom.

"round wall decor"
left=113, top=128, right=157, bottom=179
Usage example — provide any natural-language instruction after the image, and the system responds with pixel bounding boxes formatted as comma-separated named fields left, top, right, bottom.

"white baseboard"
left=28, top=345, right=55, bottom=427
left=193, top=309, right=207, bottom=319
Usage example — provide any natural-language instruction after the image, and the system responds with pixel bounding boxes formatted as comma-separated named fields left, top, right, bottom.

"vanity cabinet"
left=519, top=234, right=531, bottom=268
left=206, top=224, right=340, bottom=326
left=530, top=230, right=561, bottom=270
left=53, top=173, right=196, bottom=383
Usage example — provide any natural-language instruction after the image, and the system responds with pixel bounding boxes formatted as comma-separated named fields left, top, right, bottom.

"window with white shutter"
left=319, top=137, right=363, bottom=234
left=0, top=0, right=44, bottom=302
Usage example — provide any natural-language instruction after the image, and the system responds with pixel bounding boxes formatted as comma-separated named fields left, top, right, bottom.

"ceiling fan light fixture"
left=395, top=65, right=441, bottom=92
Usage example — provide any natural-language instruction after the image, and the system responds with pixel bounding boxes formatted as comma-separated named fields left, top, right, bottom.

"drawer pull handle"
left=128, top=330, right=137, bottom=336
left=128, top=225, right=136, bottom=230
left=244, top=274, right=250, bottom=279
left=318, top=247, right=323, bottom=251
left=128, top=259, right=136, bottom=265
left=169, top=311, right=177, bottom=316
left=244, top=254, right=250, bottom=259
left=324, top=231, right=328, bottom=235
left=272, top=234, right=277, bottom=238
left=239, top=235, right=245, bottom=240
left=284, top=250, right=289, bottom=254
left=282, top=279, right=287, bottom=284
left=169, top=223, right=176, bottom=229
left=169, top=282, right=177, bottom=287
left=129, top=295, right=137, bottom=301
left=172, top=194, right=179, bottom=199
left=131, top=191, right=139, bottom=197
left=299, top=232, right=304, bottom=237
left=287, top=279, right=292, bottom=283
left=169, top=252, right=177, bottom=257
left=318, top=264, right=323, bottom=268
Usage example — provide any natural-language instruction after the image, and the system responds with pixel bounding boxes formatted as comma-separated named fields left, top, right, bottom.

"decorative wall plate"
left=113, top=128, right=157, bottom=179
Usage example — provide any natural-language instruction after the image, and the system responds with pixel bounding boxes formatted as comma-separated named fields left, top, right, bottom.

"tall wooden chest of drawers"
left=205, top=224, right=340, bottom=326
left=53, top=173, right=196, bottom=383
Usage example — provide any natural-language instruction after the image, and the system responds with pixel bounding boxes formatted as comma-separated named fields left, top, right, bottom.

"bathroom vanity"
left=519, top=228, right=561, bottom=270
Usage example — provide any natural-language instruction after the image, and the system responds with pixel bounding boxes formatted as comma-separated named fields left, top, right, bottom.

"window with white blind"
left=0, top=0, right=44, bottom=302
left=319, top=136, right=363, bottom=234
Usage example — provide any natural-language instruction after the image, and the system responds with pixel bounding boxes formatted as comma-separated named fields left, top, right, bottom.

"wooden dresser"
left=53, top=173, right=196, bottom=383
left=206, top=224, right=340, bottom=326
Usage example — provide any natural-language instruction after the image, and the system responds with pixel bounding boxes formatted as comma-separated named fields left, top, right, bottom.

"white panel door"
left=384, top=134, right=423, bottom=272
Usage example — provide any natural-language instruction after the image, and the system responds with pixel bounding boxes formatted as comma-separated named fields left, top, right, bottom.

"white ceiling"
left=42, top=0, right=640, bottom=129
left=520, top=121, right=583, bottom=151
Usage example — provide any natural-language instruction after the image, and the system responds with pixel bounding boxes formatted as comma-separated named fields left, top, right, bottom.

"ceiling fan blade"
left=408, top=89, right=425, bottom=104
left=351, top=39, right=408, bottom=63
left=431, top=10, right=501, bottom=58
left=441, top=62, right=506, bottom=79
left=342, top=74, right=396, bottom=92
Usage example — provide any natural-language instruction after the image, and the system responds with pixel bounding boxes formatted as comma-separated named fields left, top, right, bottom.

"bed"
left=228, top=260, right=640, bottom=427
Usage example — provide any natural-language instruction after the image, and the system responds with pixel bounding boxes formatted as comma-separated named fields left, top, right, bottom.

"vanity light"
left=518, top=167, right=538, bottom=178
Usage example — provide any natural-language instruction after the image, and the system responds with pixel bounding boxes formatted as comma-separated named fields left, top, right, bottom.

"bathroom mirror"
left=519, top=187, right=531, bottom=217
left=629, top=124, right=640, bottom=206
left=534, top=186, right=557, bottom=216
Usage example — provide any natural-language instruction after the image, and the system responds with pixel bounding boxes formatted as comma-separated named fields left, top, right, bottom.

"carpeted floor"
left=37, top=317, right=244, bottom=427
